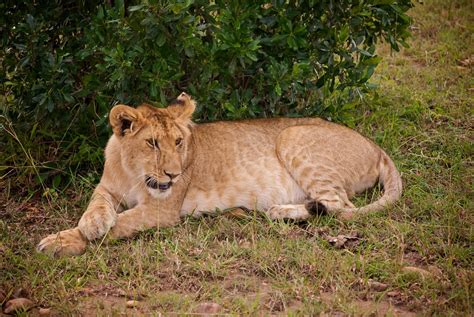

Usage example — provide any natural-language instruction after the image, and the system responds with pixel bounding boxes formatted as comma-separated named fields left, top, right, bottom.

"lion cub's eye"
left=175, top=137, right=183, bottom=146
left=146, top=138, right=159, bottom=149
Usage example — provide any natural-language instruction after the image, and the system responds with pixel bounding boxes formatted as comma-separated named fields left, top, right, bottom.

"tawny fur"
left=38, top=93, right=402, bottom=256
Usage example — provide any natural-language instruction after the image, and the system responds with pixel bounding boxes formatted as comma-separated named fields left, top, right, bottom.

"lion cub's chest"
left=180, top=154, right=305, bottom=215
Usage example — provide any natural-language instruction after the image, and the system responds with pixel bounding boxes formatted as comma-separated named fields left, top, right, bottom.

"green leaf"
left=287, top=36, right=297, bottom=49
left=246, top=51, right=258, bottom=61
left=150, top=83, right=158, bottom=98
left=275, top=83, right=282, bottom=96
left=184, top=46, right=194, bottom=57
left=52, top=175, right=62, bottom=188
left=156, top=33, right=166, bottom=47
left=338, top=25, right=350, bottom=42
left=359, top=48, right=374, bottom=57
left=128, top=5, right=145, bottom=12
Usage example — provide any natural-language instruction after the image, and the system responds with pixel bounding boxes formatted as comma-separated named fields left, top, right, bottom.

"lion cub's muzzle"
left=145, top=175, right=172, bottom=192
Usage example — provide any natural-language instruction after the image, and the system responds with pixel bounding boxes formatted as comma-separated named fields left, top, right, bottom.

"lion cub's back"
left=182, top=118, right=322, bottom=214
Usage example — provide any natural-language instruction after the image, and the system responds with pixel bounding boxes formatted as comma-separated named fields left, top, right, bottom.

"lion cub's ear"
left=168, top=92, right=196, bottom=125
left=109, top=105, right=143, bottom=137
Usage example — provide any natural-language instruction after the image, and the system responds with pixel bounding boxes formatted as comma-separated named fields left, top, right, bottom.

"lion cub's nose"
left=164, top=171, right=180, bottom=180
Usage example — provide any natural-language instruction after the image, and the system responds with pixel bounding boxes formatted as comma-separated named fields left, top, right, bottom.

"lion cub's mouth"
left=145, top=175, right=172, bottom=192
left=158, top=182, right=171, bottom=191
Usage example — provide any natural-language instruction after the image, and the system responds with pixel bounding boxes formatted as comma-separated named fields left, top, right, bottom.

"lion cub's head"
left=109, top=92, right=196, bottom=198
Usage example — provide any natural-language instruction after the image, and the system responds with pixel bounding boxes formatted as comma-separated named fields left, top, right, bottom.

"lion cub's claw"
left=37, top=228, right=88, bottom=257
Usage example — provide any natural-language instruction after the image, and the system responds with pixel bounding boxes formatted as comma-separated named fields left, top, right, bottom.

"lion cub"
left=38, top=93, right=402, bottom=256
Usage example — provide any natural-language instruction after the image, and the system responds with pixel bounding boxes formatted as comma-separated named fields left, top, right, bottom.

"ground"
left=1, top=0, right=473, bottom=315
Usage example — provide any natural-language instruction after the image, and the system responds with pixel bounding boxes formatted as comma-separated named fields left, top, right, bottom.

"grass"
left=1, top=0, right=473, bottom=315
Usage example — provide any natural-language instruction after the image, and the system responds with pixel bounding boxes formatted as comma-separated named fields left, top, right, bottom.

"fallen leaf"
left=325, top=234, right=361, bottom=249
left=4, top=298, right=34, bottom=314
left=387, top=291, right=401, bottom=297
left=224, top=207, right=248, bottom=219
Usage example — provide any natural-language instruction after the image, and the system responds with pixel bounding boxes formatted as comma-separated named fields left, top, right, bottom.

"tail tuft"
left=305, top=199, right=328, bottom=216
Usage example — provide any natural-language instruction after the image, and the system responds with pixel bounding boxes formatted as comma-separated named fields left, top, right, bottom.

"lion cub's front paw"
left=37, top=227, right=88, bottom=257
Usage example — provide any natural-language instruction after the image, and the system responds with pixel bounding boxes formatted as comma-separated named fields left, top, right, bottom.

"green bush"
left=1, top=0, right=413, bottom=189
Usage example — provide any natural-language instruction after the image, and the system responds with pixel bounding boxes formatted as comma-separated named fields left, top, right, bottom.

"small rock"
left=194, top=302, right=222, bottom=315
left=368, top=280, right=389, bottom=292
left=4, top=298, right=34, bottom=314
left=126, top=300, right=140, bottom=308
left=39, top=307, right=51, bottom=315
left=402, top=266, right=433, bottom=279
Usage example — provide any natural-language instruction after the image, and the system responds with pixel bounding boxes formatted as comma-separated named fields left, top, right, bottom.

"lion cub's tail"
left=338, top=151, right=403, bottom=220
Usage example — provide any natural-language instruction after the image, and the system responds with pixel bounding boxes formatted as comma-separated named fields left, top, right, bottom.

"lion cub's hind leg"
left=266, top=204, right=310, bottom=220
left=265, top=189, right=352, bottom=220
left=273, top=125, right=357, bottom=219
left=266, top=200, right=328, bottom=220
